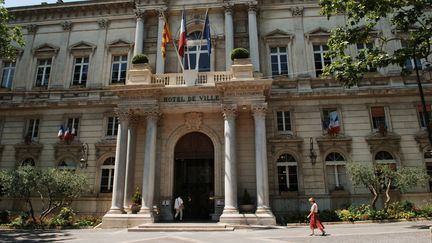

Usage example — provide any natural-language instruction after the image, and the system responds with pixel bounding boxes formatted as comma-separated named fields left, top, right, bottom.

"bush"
left=319, top=209, right=340, bottom=222
left=10, top=212, right=29, bottom=228
left=49, top=207, right=75, bottom=227
left=74, top=216, right=101, bottom=227
left=132, top=187, right=142, bottom=205
left=230, top=48, right=249, bottom=61
left=132, top=54, right=149, bottom=64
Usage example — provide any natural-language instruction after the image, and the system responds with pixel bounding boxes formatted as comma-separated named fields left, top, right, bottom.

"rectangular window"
left=111, top=55, right=128, bottom=84
left=26, top=119, right=40, bottom=141
left=276, top=111, right=291, bottom=132
left=326, top=165, right=347, bottom=190
left=1, top=61, right=16, bottom=89
left=35, top=59, right=51, bottom=87
left=100, top=168, right=114, bottom=193
left=66, top=117, right=80, bottom=137
left=371, top=106, right=387, bottom=130
left=402, top=41, right=422, bottom=71
left=418, top=104, right=432, bottom=128
left=72, top=57, right=89, bottom=86
left=106, top=116, right=119, bottom=136
left=270, top=47, right=288, bottom=76
left=356, top=43, right=377, bottom=72
left=277, top=165, right=298, bottom=192
left=313, top=44, right=332, bottom=77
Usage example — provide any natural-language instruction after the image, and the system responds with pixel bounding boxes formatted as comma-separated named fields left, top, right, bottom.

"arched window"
left=100, top=157, right=115, bottom=193
left=277, top=153, right=298, bottom=192
left=184, top=31, right=210, bottom=72
left=21, top=158, right=35, bottom=166
left=374, top=151, right=396, bottom=169
left=424, top=150, right=432, bottom=191
left=58, top=158, right=77, bottom=170
left=325, top=152, right=347, bottom=191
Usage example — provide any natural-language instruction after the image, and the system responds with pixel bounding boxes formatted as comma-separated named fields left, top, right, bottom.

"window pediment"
left=263, top=29, right=294, bottom=45
left=32, top=43, right=60, bottom=57
left=108, top=39, right=133, bottom=55
left=95, top=140, right=116, bottom=159
left=317, top=135, right=352, bottom=155
left=14, top=142, right=43, bottom=165
left=53, top=142, right=84, bottom=162
left=365, top=132, right=401, bottom=155
left=69, top=41, right=96, bottom=55
left=305, top=27, right=330, bottom=41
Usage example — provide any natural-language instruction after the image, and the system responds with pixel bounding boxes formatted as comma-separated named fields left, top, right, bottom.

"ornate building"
left=1, top=0, right=431, bottom=227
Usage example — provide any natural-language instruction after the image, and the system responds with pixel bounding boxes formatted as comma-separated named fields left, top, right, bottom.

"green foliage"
left=10, top=212, right=29, bottom=228
left=132, top=54, right=149, bottom=64
left=241, top=189, right=252, bottom=205
left=319, top=0, right=432, bottom=86
left=132, top=187, right=142, bottom=205
left=73, top=216, right=101, bottom=227
left=0, top=167, right=87, bottom=224
left=0, top=1, right=25, bottom=60
left=49, top=207, right=75, bottom=227
left=230, top=48, right=249, bottom=61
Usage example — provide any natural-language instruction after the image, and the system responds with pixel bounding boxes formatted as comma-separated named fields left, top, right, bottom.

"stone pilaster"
left=107, top=109, right=129, bottom=214
left=221, top=104, right=238, bottom=214
left=134, top=9, right=145, bottom=56
left=123, top=115, right=140, bottom=212
left=139, top=109, right=160, bottom=218
left=248, top=2, right=260, bottom=72
left=224, top=3, right=234, bottom=70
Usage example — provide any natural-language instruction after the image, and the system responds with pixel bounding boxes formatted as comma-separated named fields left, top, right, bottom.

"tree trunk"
left=27, top=199, right=37, bottom=224
left=384, top=180, right=392, bottom=208
left=370, top=187, right=379, bottom=210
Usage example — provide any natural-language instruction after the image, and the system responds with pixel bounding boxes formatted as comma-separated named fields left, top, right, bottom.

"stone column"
left=224, top=3, right=234, bottom=70
left=123, top=115, right=139, bottom=212
left=107, top=109, right=129, bottom=214
left=221, top=104, right=238, bottom=214
left=252, top=103, right=271, bottom=212
left=248, top=3, right=260, bottom=72
left=140, top=110, right=159, bottom=214
left=156, top=10, right=165, bottom=73
left=134, top=10, right=145, bottom=56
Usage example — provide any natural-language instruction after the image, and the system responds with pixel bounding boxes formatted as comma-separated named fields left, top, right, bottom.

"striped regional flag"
left=178, top=10, right=187, bottom=58
left=161, top=17, right=172, bottom=59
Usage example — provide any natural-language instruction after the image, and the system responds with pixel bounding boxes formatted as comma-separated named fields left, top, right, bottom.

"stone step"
left=128, top=223, right=235, bottom=232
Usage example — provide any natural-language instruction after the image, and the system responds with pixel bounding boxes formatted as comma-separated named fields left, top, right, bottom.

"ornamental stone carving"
left=14, top=142, right=43, bottom=164
left=252, top=103, right=268, bottom=118
left=222, top=104, right=237, bottom=119
left=115, top=108, right=130, bottom=122
left=290, top=6, right=304, bottom=17
left=26, top=24, right=38, bottom=34
left=135, top=9, right=145, bottom=19
left=95, top=140, right=116, bottom=159
left=248, top=2, right=258, bottom=12
left=62, top=21, right=73, bottom=31
left=98, top=19, right=109, bottom=29
left=184, top=112, right=203, bottom=130
left=224, top=2, right=234, bottom=13
left=53, top=142, right=83, bottom=162
left=129, top=115, right=141, bottom=128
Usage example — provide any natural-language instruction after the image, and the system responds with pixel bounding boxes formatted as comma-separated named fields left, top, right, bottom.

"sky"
left=4, top=0, right=85, bottom=8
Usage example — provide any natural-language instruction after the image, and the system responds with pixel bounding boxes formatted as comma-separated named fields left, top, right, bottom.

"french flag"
left=178, top=10, right=187, bottom=58
left=58, top=125, right=64, bottom=140
left=328, top=111, right=340, bottom=134
left=64, top=127, right=72, bottom=142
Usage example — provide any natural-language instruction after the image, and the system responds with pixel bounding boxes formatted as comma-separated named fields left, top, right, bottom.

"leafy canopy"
left=0, top=0, right=24, bottom=60
left=319, top=0, right=432, bottom=87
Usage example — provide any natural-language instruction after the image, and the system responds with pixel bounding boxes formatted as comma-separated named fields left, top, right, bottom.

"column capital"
left=157, top=8, right=168, bottom=18
left=222, top=104, right=237, bottom=119
left=135, top=9, right=145, bottom=19
left=248, top=1, right=258, bottom=13
left=115, top=108, right=130, bottom=122
left=224, top=3, right=234, bottom=14
left=26, top=24, right=38, bottom=34
left=61, top=21, right=72, bottom=31
left=290, top=6, right=304, bottom=17
left=98, top=18, right=110, bottom=29
left=252, top=103, right=268, bottom=118
left=143, top=108, right=161, bottom=120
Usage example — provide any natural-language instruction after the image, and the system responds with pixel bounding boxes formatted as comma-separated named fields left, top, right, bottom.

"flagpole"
left=163, top=12, right=185, bottom=72
left=195, top=8, right=209, bottom=71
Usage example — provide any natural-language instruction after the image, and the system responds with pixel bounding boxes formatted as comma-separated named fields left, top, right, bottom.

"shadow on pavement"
left=407, top=224, right=431, bottom=230
left=0, top=229, right=73, bottom=243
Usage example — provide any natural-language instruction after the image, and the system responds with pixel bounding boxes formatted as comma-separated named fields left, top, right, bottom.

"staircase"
left=128, top=223, right=235, bottom=232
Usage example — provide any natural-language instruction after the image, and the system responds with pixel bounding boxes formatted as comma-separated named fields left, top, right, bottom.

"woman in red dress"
left=307, top=197, right=326, bottom=236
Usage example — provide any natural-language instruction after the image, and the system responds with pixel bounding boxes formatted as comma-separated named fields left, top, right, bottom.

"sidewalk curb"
left=287, top=218, right=432, bottom=227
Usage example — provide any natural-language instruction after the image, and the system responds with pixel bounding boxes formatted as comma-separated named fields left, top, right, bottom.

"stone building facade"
left=1, top=0, right=431, bottom=227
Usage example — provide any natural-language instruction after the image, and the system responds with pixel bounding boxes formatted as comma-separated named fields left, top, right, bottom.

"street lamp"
left=309, top=137, right=317, bottom=164
left=413, top=38, right=432, bottom=147
left=80, top=143, right=89, bottom=169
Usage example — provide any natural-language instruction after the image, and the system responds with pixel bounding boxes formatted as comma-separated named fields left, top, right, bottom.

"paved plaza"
left=0, top=221, right=431, bottom=243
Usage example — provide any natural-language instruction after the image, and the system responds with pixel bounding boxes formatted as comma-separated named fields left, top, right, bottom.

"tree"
left=0, top=0, right=24, bottom=60
left=0, top=166, right=87, bottom=224
left=348, top=163, right=430, bottom=209
left=319, top=0, right=432, bottom=86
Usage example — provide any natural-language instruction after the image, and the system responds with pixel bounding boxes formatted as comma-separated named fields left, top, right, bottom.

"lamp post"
left=309, top=137, right=317, bottom=164
left=80, top=143, right=89, bottom=169
left=413, top=38, right=432, bottom=147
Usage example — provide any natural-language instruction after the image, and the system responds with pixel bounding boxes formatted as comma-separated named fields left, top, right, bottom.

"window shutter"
left=371, top=107, right=385, bottom=117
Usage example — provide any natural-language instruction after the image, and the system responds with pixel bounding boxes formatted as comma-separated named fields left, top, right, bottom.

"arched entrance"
left=174, top=132, right=214, bottom=221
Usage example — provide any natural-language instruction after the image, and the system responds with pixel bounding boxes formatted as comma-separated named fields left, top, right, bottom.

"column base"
left=107, top=207, right=126, bottom=214
left=102, top=213, right=154, bottom=228
left=219, top=212, right=276, bottom=226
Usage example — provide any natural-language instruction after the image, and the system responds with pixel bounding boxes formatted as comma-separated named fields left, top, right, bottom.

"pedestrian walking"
left=307, top=197, right=326, bottom=236
left=174, top=195, right=184, bottom=221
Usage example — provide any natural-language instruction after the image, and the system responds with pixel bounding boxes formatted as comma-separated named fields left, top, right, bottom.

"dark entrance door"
left=174, top=132, right=214, bottom=221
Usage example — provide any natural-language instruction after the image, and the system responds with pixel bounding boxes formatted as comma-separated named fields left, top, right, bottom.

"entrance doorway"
left=174, top=132, right=214, bottom=221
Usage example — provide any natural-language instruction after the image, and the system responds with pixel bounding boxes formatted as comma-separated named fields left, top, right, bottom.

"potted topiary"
left=239, top=189, right=255, bottom=213
left=132, top=54, right=149, bottom=65
left=131, top=187, right=142, bottom=214
left=230, top=48, right=250, bottom=63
